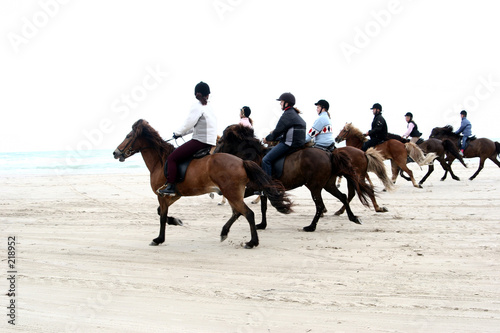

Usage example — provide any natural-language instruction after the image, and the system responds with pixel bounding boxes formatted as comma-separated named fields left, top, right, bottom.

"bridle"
left=117, top=133, right=151, bottom=159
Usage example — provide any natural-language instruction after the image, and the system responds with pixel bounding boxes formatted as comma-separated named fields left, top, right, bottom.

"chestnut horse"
left=335, top=123, right=435, bottom=188
left=214, top=124, right=374, bottom=231
left=429, top=125, right=500, bottom=180
left=113, top=119, right=292, bottom=249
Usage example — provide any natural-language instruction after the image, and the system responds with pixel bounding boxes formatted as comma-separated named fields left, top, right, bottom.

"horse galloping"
left=429, top=125, right=500, bottom=180
left=335, top=123, right=435, bottom=188
left=113, top=119, right=292, bottom=249
left=214, top=124, right=375, bottom=232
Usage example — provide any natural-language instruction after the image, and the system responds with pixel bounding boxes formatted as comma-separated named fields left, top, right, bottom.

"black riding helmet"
left=195, top=81, right=210, bottom=96
left=405, top=112, right=413, bottom=120
left=277, top=92, right=296, bottom=107
left=460, top=110, right=467, bottom=117
left=315, top=99, right=329, bottom=111
left=241, top=106, right=251, bottom=117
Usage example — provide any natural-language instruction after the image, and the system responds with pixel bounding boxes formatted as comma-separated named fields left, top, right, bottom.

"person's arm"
left=174, top=105, right=202, bottom=137
left=266, top=114, right=288, bottom=142
left=402, top=122, right=414, bottom=138
left=454, top=121, right=465, bottom=134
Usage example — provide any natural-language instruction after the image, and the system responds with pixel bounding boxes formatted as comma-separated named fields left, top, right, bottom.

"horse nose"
left=113, top=149, right=121, bottom=159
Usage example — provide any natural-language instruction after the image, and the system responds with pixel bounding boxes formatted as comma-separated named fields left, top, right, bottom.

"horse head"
left=335, top=122, right=352, bottom=143
left=113, top=119, right=173, bottom=162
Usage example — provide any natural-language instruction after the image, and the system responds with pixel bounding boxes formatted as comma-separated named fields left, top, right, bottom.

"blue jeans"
left=262, top=142, right=292, bottom=176
left=460, top=136, right=469, bottom=151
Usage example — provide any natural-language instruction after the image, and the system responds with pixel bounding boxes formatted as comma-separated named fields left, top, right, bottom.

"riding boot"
left=157, top=183, right=177, bottom=196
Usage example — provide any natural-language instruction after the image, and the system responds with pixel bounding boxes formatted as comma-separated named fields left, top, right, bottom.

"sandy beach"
left=1, top=160, right=500, bottom=332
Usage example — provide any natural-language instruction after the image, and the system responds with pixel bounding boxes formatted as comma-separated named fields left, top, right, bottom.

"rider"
left=239, top=106, right=253, bottom=128
left=262, top=92, right=306, bottom=177
left=305, top=99, right=335, bottom=150
left=454, top=110, right=472, bottom=156
left=157, top=81, right=218, bottom=196
left=362, top=103, right=388, bottom=151
left=402, top=112, right=422, bottom=143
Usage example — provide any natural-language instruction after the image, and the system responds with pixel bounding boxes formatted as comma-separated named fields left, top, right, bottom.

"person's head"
left=195, top=81, right=210, bottom=105
left=277, top=92, right=296, bottom=110
left=240, top=106, right=251, bottom=118
left=405, top=112, right=413, bottom=122
left=460, top=110, right=467, bottom=118
left=371, top=103, right=382, bottom=115
left=314, top=99, right=329, bottom=114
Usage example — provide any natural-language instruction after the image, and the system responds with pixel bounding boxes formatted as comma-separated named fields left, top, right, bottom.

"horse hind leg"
left=469, top=158, right=486, bottom=180
left=303, top=188, right=326, bottom=232
left=223, top=196, right=259, bottom=249
left=394, top=158, right=422, bottom=188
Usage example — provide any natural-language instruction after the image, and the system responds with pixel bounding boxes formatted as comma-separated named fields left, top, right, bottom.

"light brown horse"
left=113, top=119, right=292, bottom=249
left=335, top=123, right=435, bottom=188
left=430, top=125, right=500, bottom=180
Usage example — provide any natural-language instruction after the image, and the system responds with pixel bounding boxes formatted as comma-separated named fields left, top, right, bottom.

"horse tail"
left=365, top=148, right=394, bottom=191
left=242, top=160, right=292, bottom=214
left=495, top=141, right=500, bottom=156
left=405, top=142, right=436, bottom=166
left=442, top=139, right=466, bottom=167
left=331, top=150, right=373, bottom=208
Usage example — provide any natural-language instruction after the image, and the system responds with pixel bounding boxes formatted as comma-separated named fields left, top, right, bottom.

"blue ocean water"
left=0, top=149, right=148, bottom=177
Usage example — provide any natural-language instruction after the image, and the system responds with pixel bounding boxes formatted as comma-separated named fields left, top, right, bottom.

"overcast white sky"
left=1, top=0, right=499, bottom=153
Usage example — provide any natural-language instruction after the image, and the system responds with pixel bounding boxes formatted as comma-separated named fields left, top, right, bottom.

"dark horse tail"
left=242, top=160, right=293, bottom=214
left=443, top=139, right=466, bottom=167
left=331, top=150, right=373, bottom=208
left=496, top=142, right=500, bottom=156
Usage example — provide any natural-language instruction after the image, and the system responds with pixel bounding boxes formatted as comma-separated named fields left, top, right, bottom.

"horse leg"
left=151, top=212, right=167, bottom=246
left=325, top=182, right=361, bottom=224
left=303, top=188, right=326, bottom=232
left=334, top=179, right=355, bottom=216
left=418, top=164, right=434, bottom=185
left=220, top=210, right=242, bottom=242
left=489, top=155, right=500, bottom=168
left=395, top=158, right=422, bottom=188
left=224, top=192, right=259, bottom=248
left=256, top=196, right=268, bottom=230
left=469, top=158, right=485, bottom=180
left=390, top=160, right=399, bottom=184
left=439, top=156, right=460, bottom=181
left=399, top=167, right=411, bottom=182
left=251, top=195, right=261, bottom=204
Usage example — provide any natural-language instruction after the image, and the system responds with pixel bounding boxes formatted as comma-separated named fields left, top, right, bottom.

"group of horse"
left=113, top=119, right=500, bottom=248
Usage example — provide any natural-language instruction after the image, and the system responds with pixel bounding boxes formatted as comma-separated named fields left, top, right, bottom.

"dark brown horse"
left=335, top=123, right=435, bottom=188
left=214, top=124, right=374, bottom=231
left=113, top=119, right=292, bottom=248
left=429, top=125, right=500, bottom=180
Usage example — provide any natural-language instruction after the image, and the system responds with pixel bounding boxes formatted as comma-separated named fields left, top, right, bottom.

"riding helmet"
left=195, top=81, right=211, bottom=96
left=405, top=112, right=413, bottom=119
left=460, top=110, right=467, bottom=117
left=241, top=106, right=251, bottom=117
left=315, top=99, right=330, bottom=111
left=370, top=103, right=382, bottom=111
left=277, top=92, right=296, bottom=106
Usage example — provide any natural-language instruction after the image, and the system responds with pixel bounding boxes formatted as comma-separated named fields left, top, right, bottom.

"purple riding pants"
left=166, top=139, right=212, bottom=183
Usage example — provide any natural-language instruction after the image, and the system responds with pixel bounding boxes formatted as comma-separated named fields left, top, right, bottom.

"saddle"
left=163, top=147, right=212, bottom=183
left=312, top=142, right=336, bottom=152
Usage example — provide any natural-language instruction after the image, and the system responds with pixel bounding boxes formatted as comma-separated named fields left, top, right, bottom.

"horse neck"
left=346, top=133, right=363, bottom=149
left=137, top=138, right=170, bottom=174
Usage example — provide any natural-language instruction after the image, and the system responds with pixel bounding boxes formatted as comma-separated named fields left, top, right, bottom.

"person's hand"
left=173, top=132, right=181, bottom=139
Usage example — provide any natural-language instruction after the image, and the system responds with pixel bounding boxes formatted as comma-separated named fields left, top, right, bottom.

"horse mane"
left=132, top=119, right=175, bottom=159
left=432, top=125, right=457, bottom=137
left=222, top=124, right=265, bottom=157
left=345, top=123, right=367, bottom=142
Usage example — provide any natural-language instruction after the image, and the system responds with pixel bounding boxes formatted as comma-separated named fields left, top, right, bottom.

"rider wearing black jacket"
left=362, top=103, right=388, bottom=151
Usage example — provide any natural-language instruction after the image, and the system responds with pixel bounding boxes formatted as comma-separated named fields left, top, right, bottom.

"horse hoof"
left=243, top=242, right=257, bottom=249
left=168, top=218, right=183, bottom=226
left=377, top=207, right=389, bottom=213
left=149, top=241, right=159, bottom=246
left=334, top=210, right=343, bottom=216
left=220, top=235, right=228, bottom=242
left=303, top=225, right=316, bottom=232
left=352, top=218, right=362, bottom=225
left=251, top=201, right=258, bottom=204
left=256, top=223, right=266, bottom=230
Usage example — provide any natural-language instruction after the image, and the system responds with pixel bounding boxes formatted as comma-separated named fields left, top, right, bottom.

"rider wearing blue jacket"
left=454, top=110, right=472, bottom=155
